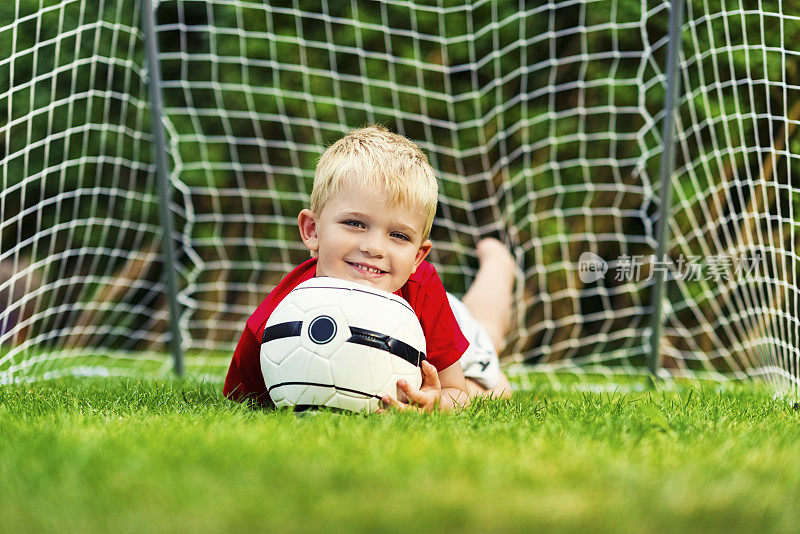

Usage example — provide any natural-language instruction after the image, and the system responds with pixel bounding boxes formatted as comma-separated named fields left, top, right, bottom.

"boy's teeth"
left=355, top=263, right=381, bottom=273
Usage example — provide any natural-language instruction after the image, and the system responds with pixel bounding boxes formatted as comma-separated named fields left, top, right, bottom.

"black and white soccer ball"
left=260, top=277, right=426, bottom=413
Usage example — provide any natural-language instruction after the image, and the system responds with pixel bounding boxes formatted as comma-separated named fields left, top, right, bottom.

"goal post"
left=648, top=0, right=684, bottom=377
left=2, top=0, right=799, bottom=394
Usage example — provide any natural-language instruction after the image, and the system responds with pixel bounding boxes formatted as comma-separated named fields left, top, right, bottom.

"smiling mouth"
left=346, top=261, right=387, bottom=275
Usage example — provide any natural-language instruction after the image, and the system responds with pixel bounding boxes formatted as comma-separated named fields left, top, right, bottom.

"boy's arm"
left=433, top=360, right=471, bottom=410
left=380, top=360, right=470, bottom=412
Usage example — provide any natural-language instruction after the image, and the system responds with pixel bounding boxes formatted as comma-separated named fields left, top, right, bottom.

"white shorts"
left=446, top=292, right=501, bottom=390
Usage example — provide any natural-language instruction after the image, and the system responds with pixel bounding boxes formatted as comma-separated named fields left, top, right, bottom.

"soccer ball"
left=260, top=277, right=426, bottom=413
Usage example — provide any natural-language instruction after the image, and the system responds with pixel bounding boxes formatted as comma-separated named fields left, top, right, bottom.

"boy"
left=223, top=125, right=514, bottom=411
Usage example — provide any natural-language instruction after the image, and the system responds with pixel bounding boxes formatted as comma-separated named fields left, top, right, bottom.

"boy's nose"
left=358, top=234, right=386, bottom=257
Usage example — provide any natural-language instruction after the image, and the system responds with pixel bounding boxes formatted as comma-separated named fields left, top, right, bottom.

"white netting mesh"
left=1, top=0, right=173, bottom=379
left=1, top=0, right=799, bottom=393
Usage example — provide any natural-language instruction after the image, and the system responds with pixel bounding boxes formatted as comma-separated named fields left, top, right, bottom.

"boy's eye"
left=391, top=232, right=411, bottom=241
left=342, top=220, right=365, bottom=229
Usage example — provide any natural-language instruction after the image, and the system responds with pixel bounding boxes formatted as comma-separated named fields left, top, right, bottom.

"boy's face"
left=298, top=183, right=432, bottom=293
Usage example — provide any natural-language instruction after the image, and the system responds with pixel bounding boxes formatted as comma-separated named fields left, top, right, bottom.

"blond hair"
left=310, top=125, right=438, bottom=241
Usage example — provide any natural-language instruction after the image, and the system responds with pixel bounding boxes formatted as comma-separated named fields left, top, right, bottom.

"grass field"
left=2, top=377, right=799, bottom=533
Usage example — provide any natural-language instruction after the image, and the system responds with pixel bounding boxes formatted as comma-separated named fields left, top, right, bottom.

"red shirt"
left=223, top=258, right=469, bottom=405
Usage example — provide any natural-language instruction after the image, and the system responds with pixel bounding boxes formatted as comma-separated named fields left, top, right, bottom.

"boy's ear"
left=297, top=209, right=320, bottom=253
left=412, top=239, right=433, bottom=273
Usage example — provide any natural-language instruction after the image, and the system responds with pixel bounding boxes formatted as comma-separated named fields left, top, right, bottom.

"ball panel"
left=385, top=321, right=426, bottom=354
left=291, top=286, right=349, bottom=312
left=300, top=306, right=349, bottom=358
left=375, top=365, right=423, bottom=399
left=261, top=337, right=301, bottom=366
left=277, top=347, right=333, bottom=385
left=308, top=315, right=336, bottom=344
left=270, top=383, right=306, bottom=407
left=368, top=352, right=393, bottom=394
left=268, top=301, right=304, bottom=326
left=260, top=350, right=280, bottom=391
left=375, top=378, right=401, bottom=402
left=328, top=344, right=373, bottom=392
left=328, top=390, right=377, bottom=414
left=303, top=349, right=334, bottom=385
left=338, top=291, right=378, bottom=326
left=293, top=383, right=336, bottom=407
left=339, top=290, right=421, bottom=344
left=390, top=354, right=422, bottom=376
left=273, top=397, right=293, bottom=409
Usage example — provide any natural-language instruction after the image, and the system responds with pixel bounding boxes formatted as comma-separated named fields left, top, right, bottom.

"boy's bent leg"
left=461, top=238, right=516, bottom=399
left=461, top=238, right=516, bottom=352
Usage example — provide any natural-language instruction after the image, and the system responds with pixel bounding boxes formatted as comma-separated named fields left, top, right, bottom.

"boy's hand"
left=379, top=360, right=467, bottom=412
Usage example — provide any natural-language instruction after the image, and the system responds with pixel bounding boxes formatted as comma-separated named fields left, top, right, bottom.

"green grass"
left=2, top=378, right=799, bottom=533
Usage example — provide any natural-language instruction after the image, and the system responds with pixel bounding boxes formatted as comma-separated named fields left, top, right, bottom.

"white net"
left=158, top=0, right=665, bottom=379
left=1, top=0, right=172, bottom=380
left=2, top=0, right=799, bottom=393
left=665, top=1, right=800, bottom=392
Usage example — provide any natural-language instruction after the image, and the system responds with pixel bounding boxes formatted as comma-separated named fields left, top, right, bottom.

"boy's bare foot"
left=476, top=237, right=516, bottom=273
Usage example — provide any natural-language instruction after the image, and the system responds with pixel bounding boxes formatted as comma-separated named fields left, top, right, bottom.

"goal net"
left=2, top=0, right=799, bottom=393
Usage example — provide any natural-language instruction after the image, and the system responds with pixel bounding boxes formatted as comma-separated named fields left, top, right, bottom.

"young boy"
left=223, top=125, right=514, bottom=411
